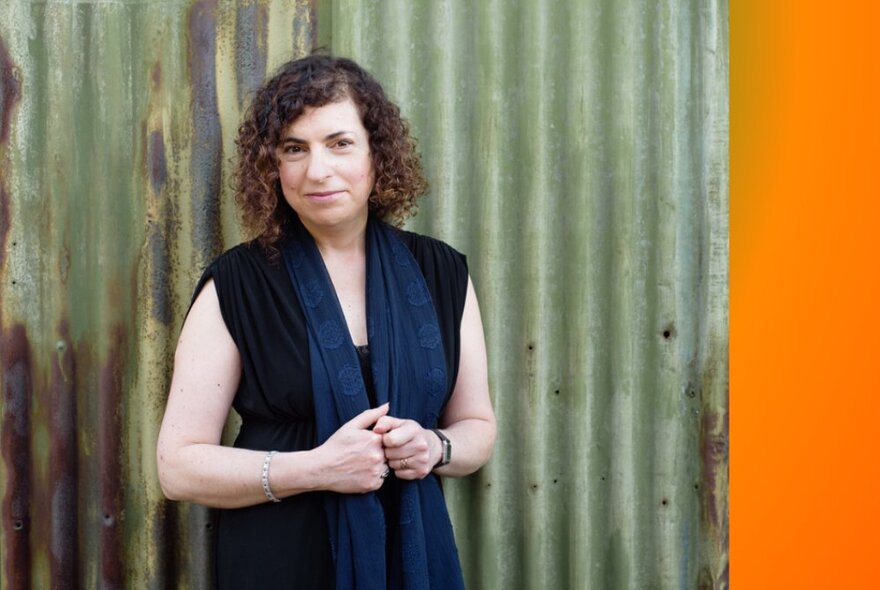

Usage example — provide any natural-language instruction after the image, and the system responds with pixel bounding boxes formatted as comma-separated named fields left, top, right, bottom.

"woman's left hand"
left=373, top=416, right=440, bottom=480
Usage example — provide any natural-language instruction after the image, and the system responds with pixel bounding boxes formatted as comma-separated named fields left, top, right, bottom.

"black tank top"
left=190, top=230, right=468, bottom=589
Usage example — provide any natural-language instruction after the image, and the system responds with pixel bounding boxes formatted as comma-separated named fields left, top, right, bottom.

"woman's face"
left=276, top=98, right=375, bottom=236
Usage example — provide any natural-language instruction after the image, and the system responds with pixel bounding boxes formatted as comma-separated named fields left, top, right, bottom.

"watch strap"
left=431, top=428, right=451, bottom=467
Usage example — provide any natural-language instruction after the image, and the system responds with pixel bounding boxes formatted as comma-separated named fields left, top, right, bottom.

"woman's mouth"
left=306, top=190, right=342, bottom=200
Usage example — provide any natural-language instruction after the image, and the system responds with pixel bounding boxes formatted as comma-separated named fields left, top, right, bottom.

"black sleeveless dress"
left=190, top=230, right=469, bottom=589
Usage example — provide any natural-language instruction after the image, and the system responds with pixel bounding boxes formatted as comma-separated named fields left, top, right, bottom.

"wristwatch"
left=431, top=429, right=452, bottom=467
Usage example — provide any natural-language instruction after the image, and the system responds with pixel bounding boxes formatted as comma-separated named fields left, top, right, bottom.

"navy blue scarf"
left=282, top=215, right=465, bottom=590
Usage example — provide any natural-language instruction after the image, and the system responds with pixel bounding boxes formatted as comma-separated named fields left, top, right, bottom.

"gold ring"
left=400, top=457, right=409, bottom=470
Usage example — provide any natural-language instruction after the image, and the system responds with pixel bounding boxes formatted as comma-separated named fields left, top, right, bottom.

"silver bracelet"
left=261, top=450, right=281, bottom=503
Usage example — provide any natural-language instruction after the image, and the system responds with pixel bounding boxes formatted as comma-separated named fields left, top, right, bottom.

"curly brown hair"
left=233, top=54, right=427, bottom=251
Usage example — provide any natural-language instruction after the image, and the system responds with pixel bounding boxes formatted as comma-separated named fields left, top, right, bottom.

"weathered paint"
left=49, top=321, right=78, bottom=586
left=0, top=34, right=22, bottom=277
left=188, top=0, right=224, bottom=267
left=1, top=325, right=33, bottom=588
left=234, top=2, right=269, bottom=108
left=0, top=36, right=22, bottom=145
left=0, top=0, right=727, bottom=587
left=0, top=186, right=9, bottom=278
left=97, top=325, right=125, bottom=588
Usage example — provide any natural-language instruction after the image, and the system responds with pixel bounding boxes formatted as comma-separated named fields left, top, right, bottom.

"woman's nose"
left=306, top=150, right=332, bottom=180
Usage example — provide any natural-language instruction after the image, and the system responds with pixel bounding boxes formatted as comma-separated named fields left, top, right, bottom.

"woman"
left=156, top=54, right=496, bottom=589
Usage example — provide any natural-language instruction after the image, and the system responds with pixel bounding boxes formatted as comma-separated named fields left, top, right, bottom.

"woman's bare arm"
left=156, top=279, right=389, bottom=508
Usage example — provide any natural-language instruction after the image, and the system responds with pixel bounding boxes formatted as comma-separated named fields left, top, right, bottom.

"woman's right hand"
left=313, top=403, right=390, bottom=493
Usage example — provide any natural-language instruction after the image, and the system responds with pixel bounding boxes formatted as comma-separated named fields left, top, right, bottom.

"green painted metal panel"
left=322, top=1, right=729, bottom=588
left=0, top=0, right=728, bottom=587
left=0, top=1, right=317, bottom=587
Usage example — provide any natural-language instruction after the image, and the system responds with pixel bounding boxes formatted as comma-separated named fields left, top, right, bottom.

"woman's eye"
left=279, top=144, right=306, bottom=159
left=333, top=139, right=353, bottom=149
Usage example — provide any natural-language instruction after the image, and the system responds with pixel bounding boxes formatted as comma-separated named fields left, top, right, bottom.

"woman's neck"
left=301, top=216, right=368, bottom=257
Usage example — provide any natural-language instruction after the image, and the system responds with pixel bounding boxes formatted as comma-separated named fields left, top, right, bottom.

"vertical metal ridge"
left=696, top=2, right=730, bottom=587
left=461, top=2, right=505, bottom=588
left=188, top=0, right=224, bottom=268
left=562, top=0, right=605, bottom=586
left=603, top=1, right=643, bottom=586
left=1, top=325, right=33, bottom=589
left=519, top=1, right=570, bottom=586
left=130, top=9, right=183, bottom=584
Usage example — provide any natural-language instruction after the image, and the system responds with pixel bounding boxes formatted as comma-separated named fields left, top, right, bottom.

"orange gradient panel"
left=732, top=1, right=880, bottom=587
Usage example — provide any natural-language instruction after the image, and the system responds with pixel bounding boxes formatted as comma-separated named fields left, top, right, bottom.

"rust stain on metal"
left=699, top=385, right=729, bottom=589
left=49, top=320, right=79, bottom=585
left=0, top=36, right=22, bottom=145
left=98, top=325, right=127, bottom=587
left=295, top=0, right=319, bottom=54
left=1, top=324, right=33, bottom=588
left=152, top=499, right=179, bottom=586
left=0, top=36, right=15, bottom=271
left=700, top=401, right=728, bottom=530
left=0, top=185, right=10, bottom=272
left=148, top=223, right=173, bottom=326
left=144, top=123, right=174, bottom=325
left=151, top=60, right=162, bottom=92
left=188, top=0, right=223, bottom=262
left=235, top=2, right=268, bottom=106
left=148, top=129, right=167, bottom=195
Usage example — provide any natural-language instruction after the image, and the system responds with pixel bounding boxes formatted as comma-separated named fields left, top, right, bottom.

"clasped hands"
left=317, top=403, right=442, bottom=494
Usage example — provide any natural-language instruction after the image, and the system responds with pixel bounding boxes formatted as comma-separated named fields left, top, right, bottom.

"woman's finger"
left=372, top=414, right=405, bottom=435
left=345, top=403, right=390, bottom=430
left=380, top=419, right=422, bottom=448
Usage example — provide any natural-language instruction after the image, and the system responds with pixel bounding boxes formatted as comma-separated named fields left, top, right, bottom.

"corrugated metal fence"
left=0, top=1, right=728, bottom=588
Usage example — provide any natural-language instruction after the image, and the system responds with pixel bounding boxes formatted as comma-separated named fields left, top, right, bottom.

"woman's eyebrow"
left=282, top=130, right=352, bottom=143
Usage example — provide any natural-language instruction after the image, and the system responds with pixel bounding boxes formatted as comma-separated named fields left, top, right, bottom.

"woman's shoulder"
left=393, top=228, right=468, bottom=274
left=209, top=240, right=271, bottom=268
left=204, top=240, right=288, bottom=281
left=392, top=228, right=470, bottom=314
left=191, top=241, right=281, bottom=302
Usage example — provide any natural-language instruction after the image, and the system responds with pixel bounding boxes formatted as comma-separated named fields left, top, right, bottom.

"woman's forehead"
left=282, top=98, right=367, bottom=138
